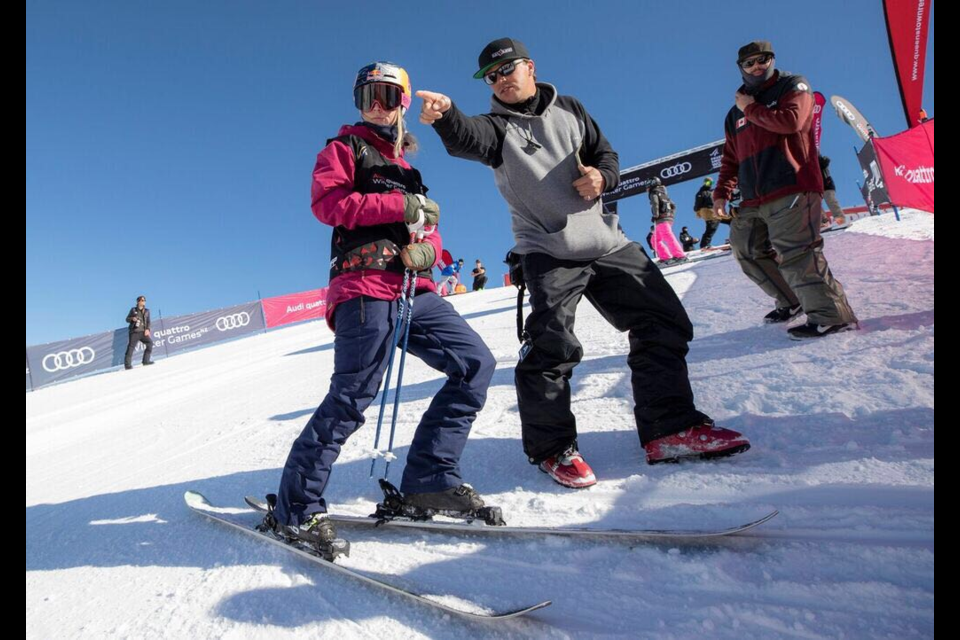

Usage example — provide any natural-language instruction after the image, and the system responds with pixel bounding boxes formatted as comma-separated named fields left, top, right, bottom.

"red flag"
left=883, top=0, right=932, bottom=128
left=873, top=119, right=934, bottom=212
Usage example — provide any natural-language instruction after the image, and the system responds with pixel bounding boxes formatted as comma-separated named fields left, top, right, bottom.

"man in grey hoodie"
left=417, top=38, right=751, bottom=485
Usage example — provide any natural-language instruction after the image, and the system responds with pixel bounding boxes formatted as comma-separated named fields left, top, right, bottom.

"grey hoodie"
left=432, top=83, right=630, bottom=260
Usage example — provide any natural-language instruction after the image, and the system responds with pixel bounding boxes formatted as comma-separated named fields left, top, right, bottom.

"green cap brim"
left=473, top=61, right=499, bottom=80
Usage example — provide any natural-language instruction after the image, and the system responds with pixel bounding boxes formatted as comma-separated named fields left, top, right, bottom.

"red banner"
left=884, top=0, right=932, bottom=128
left=261, top=288, right=328, bottom=328
left=873, top=119, right=934, bottom=212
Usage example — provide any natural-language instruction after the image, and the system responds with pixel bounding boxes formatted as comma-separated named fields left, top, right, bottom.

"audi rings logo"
left=42, top=347, right=96, bottom=372
left=216, top=313, right=251, bottom=331
left=836, top=102, right=856, bottom=122
left=660, top=162, right=692, bottom=180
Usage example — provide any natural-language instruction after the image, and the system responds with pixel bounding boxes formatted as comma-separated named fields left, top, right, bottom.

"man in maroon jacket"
left=713, top=41, right=858, bottom=340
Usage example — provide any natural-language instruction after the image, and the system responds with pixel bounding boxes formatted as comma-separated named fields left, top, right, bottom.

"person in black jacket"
left=679, top=226, right=699, bottom=252
left=471, top=259, right=488, bottom=291
left=124, top=295, right=154, bottom=369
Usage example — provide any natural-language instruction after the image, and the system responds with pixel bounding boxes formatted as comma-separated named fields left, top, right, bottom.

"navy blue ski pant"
left=274, top=293, right=495, bottom=526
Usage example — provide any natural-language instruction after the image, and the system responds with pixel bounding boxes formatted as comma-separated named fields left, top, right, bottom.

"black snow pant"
left=701, top=220, right=721, bottom=248
left=125, top=332, right=154, bottom=367
left=516, top=242, right=707, bottom=463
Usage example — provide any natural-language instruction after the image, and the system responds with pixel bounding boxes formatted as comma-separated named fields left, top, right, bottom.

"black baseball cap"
left=474, top=37, right=531, bottom=79
left=737, top=40, right=775, bottom=64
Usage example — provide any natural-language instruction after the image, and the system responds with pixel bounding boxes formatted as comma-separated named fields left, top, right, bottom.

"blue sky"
left=26, top=0, right=935, bottom=344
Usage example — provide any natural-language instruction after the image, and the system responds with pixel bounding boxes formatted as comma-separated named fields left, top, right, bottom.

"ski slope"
left=26, top=210, right=934, bottom=639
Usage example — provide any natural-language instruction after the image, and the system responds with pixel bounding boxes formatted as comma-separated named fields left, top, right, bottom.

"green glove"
left=401, top=242, right=436, bottom=271
left=403, top=194, right=441, bottom=227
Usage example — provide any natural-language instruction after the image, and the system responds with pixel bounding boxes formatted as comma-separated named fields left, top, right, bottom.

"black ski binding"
left=373, top=479, right=506, bottom=527
left=258, top=493, right=350, bottom=562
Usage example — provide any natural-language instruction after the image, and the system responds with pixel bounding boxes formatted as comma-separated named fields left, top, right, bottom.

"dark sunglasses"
left=740, top=53, right=774, bottom=70
left=484, top=59, right=527, bottom=86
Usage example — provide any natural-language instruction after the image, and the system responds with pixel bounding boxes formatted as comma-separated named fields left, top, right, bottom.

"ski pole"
left=369, top=269, right=411, bottom=477
left=382, top=269, right=418, bottom=480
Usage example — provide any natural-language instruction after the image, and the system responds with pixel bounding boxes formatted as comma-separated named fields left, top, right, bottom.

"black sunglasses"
left=484, top=59, right=527, bottom=86
left=740, top=53, right=774, bottom=70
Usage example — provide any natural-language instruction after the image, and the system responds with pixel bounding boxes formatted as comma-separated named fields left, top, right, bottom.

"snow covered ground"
left=26, top=210, right=934, bottom=639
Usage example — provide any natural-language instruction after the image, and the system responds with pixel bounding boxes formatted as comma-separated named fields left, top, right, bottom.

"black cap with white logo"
left=474, top=37, right=531, bottom=79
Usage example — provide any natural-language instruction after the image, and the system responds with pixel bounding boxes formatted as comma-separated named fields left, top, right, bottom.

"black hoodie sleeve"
left=431, top=101, right=505, bottom=168
left=564, top=97, right=620, bottom=192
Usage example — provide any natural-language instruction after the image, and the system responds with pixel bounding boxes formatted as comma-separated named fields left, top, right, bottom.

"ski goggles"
left=740, top=53, right=774, bottom=70
left=354, top=83, right=408, bottom=112
left=483, top=59, right=526, bottom=85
